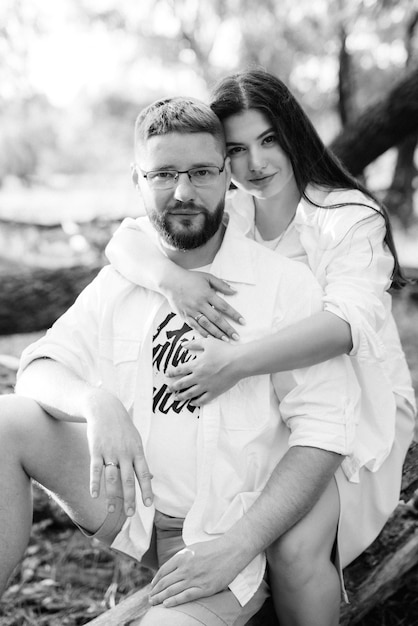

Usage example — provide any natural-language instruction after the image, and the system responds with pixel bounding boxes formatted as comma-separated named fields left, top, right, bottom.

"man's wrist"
left=83, top=387, right=114, bottom=423
left=220, top=526, right=259, bottom=573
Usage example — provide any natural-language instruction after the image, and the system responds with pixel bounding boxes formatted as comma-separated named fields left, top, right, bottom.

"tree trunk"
left=338, top=25, right=357, bottom=127
left=329, top=67, right=418, bottom=176
left=0, top=264, right=101, bottom=334
left=383, top=132, right=418, bottom=227
left=383, top=10, right=418, bottom=227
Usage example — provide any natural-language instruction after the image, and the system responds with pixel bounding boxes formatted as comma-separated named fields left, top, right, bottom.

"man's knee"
left=139, top=606, right=202, bottom=626
left=0, top=395, right=45, bottom=443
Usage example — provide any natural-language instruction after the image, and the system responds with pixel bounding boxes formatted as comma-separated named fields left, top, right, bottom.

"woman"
left=106, top=69, right=416, bottom=626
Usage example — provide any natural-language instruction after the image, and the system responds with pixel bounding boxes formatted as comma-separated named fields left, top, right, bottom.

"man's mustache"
left=166, top=201, right=208, bottom=214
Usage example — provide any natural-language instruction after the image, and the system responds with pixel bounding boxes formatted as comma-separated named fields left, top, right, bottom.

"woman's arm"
left=106, top=220, right=244, bottom=340
left=168, top=310, right=352, bottom=403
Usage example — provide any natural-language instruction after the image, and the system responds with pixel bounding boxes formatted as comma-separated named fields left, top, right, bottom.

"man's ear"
left=131, top=162, right=139, bottom=187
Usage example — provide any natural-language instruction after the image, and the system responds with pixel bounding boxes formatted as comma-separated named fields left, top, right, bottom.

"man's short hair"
left=134, top=97, right=226, bottom=152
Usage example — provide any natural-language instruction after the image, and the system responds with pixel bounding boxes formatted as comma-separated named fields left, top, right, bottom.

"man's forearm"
left=223, top=446, right=343, bottom=570
left=15, top=358, right=102, bottom=423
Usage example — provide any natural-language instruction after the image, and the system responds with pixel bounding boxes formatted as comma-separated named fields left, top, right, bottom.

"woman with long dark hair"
left=106, top=69, right=416, bottom=626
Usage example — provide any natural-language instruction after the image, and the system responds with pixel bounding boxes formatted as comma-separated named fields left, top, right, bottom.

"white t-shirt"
left=147, top=301, right=199, bottom=517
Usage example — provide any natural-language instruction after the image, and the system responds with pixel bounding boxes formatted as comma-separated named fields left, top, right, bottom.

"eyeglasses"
left=138, top=158, right=227, bottom=190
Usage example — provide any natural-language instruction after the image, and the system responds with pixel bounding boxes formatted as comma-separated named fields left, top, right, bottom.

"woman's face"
left=222, top=108, right=296, bottom=200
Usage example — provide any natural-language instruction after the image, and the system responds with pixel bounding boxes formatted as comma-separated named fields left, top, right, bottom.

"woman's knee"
left=267, top=527, right=312, bottom=579
left=267, top=483, right=340, bottom=582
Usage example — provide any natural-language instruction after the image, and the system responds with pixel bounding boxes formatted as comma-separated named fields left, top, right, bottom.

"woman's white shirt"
left=228, top=186, right=416, bottom=477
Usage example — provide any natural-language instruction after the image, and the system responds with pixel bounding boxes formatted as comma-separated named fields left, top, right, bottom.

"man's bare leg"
left=0, top=394, right=116, bottom=594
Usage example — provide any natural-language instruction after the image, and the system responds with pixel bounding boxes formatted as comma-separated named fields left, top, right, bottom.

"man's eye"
left=155, top=171, right=175, bottom=179
left=193, top=169, right=211, bottom=177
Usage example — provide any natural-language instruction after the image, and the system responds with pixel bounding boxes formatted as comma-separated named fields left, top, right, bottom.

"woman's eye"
left=227, top=146, right=245, bottom=156
left=263, top=135, right=277, bottom=145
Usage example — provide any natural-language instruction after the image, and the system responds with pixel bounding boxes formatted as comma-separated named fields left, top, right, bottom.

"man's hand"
left=85, top=389, right=153, bottom=516
left=149, top=536, right=245, bottom=607
left=17, top=358, right=153, bottom=518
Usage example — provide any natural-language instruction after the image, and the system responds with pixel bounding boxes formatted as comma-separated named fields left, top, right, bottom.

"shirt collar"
left=140, top=212, right=257, bottom=286
left=210, top=221, right=257, bottom=286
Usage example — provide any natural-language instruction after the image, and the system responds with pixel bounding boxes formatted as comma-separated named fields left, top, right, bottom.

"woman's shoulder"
left=297, top=186, right=383, bottom=231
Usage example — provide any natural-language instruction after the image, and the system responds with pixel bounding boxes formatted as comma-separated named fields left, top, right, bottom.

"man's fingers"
left=134, top=456, right=153, bottom=507
left=150, top=582, right=201, bottom=607
left=151, top=553, right=179, bottom=587
left=104, top=461, right=122, bottom=512
left=163, top=588, right=202, bottom=607
left=150, top=574, right=185, bottom=601
left=90, top=456, right=103, bottom=499
left=119, top=462, right=137, bottom=516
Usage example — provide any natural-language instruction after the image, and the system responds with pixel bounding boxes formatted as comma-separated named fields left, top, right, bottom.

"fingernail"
left=232, top=333, right=240, bottom=341
left=108, top=504, right=115, bottom=513
left=92, top=491, right=98, bottom=499
left=238, top=317, right=246, bottom=325
left=145, top=498, right=153, bottom=507
left=221, top=335, right=229, bottom=342
left=127, top=507, right=134, bottom=516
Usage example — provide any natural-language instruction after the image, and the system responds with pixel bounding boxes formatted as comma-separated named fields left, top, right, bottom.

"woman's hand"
left=162, top=269, right=245, bottom=341
left=166, top=337, right=244, bottom=404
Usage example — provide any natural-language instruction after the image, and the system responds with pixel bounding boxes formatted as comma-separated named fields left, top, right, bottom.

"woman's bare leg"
left=266, top=478, right=341, bottom=626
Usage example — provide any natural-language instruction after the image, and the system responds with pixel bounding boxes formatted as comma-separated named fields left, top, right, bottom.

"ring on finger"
left=104, top=461, right=120, bottom=468
left=194, top=313, right=205, bottom=323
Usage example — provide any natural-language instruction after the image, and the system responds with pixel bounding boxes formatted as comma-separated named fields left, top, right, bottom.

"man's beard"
left=148, top=200, right=225, bottom=250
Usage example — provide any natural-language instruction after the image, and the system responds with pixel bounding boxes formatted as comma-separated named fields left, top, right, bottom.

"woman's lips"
left=248, top=173, right=276, bottom=185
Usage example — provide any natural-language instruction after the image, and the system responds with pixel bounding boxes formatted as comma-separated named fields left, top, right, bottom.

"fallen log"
left=340, top=441, right=418, bottom=624
left=0, top=264, right=102, bottom=334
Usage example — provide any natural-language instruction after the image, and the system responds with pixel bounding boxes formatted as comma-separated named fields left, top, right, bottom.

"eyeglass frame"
left=134, top=156, right=228, bottom=189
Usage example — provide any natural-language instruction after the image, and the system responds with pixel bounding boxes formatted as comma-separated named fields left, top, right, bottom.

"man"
left=0, top=98, right=359, bottom=626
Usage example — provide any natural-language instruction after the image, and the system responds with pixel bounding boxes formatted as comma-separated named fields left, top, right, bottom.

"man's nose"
left=174, top=172, right=196, bottom=202
left=248, top=148, right=267, bottom=172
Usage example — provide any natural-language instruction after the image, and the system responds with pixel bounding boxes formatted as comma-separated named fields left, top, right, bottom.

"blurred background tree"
left=0, top=0, right=416, bottom=266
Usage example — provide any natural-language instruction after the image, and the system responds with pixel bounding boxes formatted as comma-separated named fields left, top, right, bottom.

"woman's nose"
left=248, top=149, right=267, bottom=172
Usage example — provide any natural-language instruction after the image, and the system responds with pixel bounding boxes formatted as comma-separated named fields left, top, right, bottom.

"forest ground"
left=0, top=288, right=417, bottom=625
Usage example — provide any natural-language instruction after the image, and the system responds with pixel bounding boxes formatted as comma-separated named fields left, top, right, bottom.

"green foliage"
left=0, top=0, right=416, bottom=184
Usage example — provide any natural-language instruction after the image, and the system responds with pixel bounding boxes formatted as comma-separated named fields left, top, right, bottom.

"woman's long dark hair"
left=210, top=68, right=406, bottom=289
